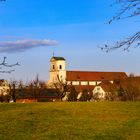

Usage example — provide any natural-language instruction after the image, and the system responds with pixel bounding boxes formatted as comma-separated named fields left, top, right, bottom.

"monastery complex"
left=47, top=56, right=127, bottom=87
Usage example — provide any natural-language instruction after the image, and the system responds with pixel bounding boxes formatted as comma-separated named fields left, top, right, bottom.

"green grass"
left=0, top=102, right=140, bottom=140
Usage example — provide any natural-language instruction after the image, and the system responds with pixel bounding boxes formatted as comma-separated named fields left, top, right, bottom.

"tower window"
left=53, top=65, right=55, bottom=69
left=59, top=65, right=62, bottom=69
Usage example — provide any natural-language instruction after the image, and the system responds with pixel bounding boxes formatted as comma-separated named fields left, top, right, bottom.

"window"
left=59, top=65, right=62, bottom=69
left=72, top=81, right=79, bottom=85
left=97, top=87, right=100, bottom=90
left=53, top=65, right=55, bottom=69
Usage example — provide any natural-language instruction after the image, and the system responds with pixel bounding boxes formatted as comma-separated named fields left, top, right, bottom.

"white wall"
left=97, top=81, right=102, bottom=85
left=89, top=81, right=96, bottom=85
left=48, top=59, right=66, bottom=85
left=92, top=86, right=106, bottom=99
left=81, top=81, right=88, bottom=85
left=72, top=81, right=79, bottom=85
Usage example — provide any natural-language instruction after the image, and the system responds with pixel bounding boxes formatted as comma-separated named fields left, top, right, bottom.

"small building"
left=92, top=81, right=119, bottom=99
left=0, top=79, right=10, bottom=96
left=16, top=88, right=59, bottom=103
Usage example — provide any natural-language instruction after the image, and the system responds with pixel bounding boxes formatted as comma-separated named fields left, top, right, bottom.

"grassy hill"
left=0, top=102, right=140, bottom=140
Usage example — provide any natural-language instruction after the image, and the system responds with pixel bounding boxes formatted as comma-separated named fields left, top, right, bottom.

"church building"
left=47, top=56, right=128, bottom=87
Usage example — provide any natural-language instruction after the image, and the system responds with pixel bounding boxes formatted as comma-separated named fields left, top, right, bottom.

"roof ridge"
left=50, top=56, right=65, bottom=61
left=66, top=70, right=126, bottom=73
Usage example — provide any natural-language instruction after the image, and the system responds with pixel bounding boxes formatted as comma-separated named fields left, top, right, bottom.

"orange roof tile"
left=66, top=71, right=127, bottom=81
left=74, top=85, right=95, bottom=92
left=97, top=81, right=119, bottom=92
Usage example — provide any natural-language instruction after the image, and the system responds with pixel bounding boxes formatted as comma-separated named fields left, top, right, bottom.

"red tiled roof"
left=74, top=85, right=95, bottom=92
left=66, top=71, right=127, bottom=81
left=97, top=81, right=119, bottom=92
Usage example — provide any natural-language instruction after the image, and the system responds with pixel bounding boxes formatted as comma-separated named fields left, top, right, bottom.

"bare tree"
left=32, top=74, right=41, bottom=99
left=9, top=81, right=17, bottom=102
left=129, top=73, right=135, bottom=77
left=101, top=0, right=140, bottom=52
left=78, top=89, right=91, bottom=101
left=66, top=86, right=78, bottom=102
left=120, top=77, right=140, bottom=101
left=53, top=75, right=71, bottom=101
left=0, top=92, right=4, bottom=102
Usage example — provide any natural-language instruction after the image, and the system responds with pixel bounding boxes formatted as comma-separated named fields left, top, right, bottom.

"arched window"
left=59, top=65, right=62, bottom=69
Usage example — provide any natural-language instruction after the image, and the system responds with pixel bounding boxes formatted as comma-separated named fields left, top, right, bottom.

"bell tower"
left=48, top=56, right=66, bottom=84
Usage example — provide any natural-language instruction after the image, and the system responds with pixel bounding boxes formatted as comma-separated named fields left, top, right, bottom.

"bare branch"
left=0, top=70, right=15, bottom=74
left=0, top=57, right=20, bottom=73
left=104, top=0, right=140, bottom=51
left=0, top=56, right=20, bottom=67
left=109, top=0, right=140, bottom=24
left=101, top=31, right=140, bottom=52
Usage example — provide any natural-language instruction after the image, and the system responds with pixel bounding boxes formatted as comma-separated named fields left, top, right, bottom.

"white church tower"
left=48, top=56, right=66, bottom=85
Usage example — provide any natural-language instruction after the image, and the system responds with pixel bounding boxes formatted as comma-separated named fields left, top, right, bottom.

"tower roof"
left=50, top=56, right=65, bottom=61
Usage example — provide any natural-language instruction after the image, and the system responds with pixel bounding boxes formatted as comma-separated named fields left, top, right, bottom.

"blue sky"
left=0, top=0, right=140, bottom=82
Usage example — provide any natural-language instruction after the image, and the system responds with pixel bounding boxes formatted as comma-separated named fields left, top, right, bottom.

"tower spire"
left=53, top=52, right=55, bottom=57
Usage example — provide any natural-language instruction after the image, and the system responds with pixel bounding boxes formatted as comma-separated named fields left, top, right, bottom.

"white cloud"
left=0, top=39, right=58, bottom=53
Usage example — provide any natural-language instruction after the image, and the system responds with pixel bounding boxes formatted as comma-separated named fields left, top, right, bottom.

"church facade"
left=47, top=56, right=128, bottom=88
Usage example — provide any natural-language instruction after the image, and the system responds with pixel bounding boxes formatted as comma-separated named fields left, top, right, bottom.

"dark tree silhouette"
left=102, top=0, right=140, bottom=52
left=67, top=86, right=78, bottom=101
left=53, top=74, right=73, bottom=101
left=9, top=81, right=17, bottom=102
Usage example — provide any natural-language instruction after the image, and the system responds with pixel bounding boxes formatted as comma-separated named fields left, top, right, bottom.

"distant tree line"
left=1, top=76, right=140, bottom=103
